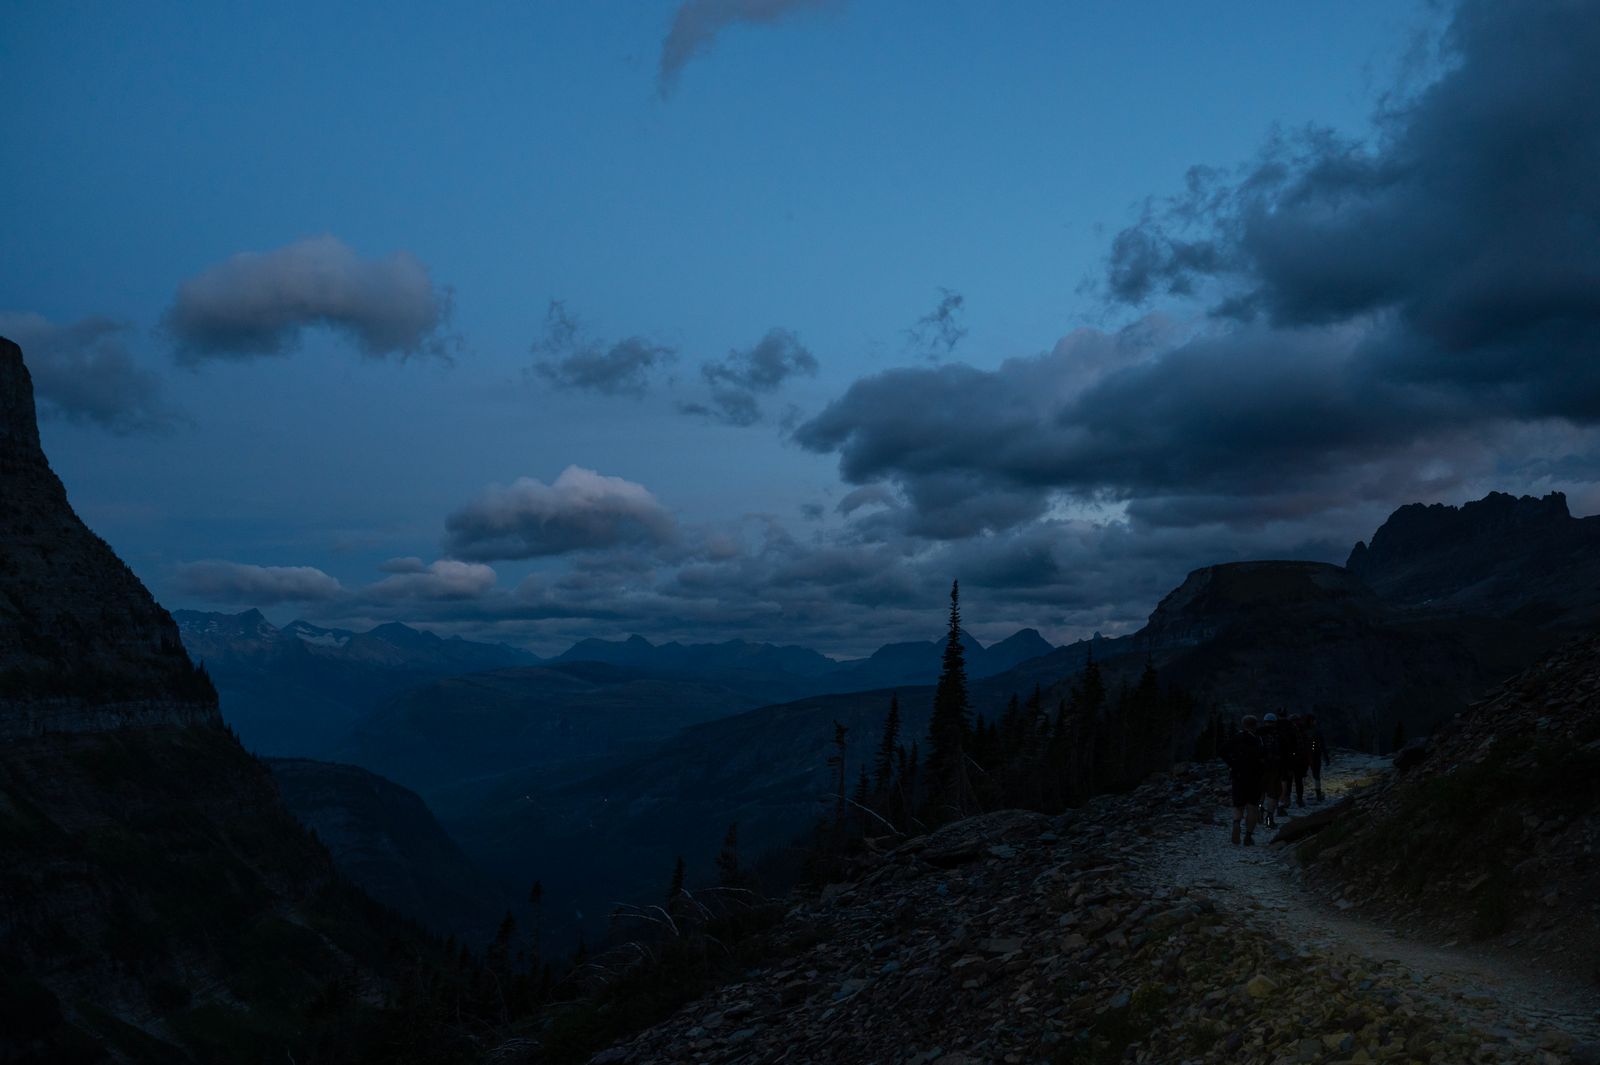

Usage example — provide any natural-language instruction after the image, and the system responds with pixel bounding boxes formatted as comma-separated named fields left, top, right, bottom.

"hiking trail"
left=1131, top=752, right=1600, bottom=1051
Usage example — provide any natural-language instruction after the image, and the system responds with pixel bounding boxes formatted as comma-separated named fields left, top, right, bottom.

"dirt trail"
left=1132, top=752, right=1600, bottom=1047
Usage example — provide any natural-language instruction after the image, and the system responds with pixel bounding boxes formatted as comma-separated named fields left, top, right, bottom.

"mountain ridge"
left=0, top=336, right=442, bottom=1061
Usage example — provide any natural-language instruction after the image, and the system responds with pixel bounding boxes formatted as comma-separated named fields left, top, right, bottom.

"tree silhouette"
left=926, top=580, right=972, bottom=820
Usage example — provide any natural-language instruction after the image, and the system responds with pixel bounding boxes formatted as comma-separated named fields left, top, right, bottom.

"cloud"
left=658, top=0, right=836, bottom=96
left=836, top=484, right=897, bottom=516
left=799, top=0, right=1600, bottom=538
left=0, top=312, right=179, bottom=434
left=531, top=301, right=674, bottom=397
left=905, top=288, right=967, bottom=361
left=173, top=561, right=343, bottom=605
left=444, top=466, right=678, bottom=561
left=164, top=235, right=457, bottom=362
left=368, top=559, right=497, bottom=601
left=680, top=327, right=818, bottom=425
left=1105, top=2, right=1600, bottom=409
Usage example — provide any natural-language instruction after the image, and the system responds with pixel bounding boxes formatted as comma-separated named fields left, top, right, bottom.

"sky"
left=4, top=0, right=1598, bottom=656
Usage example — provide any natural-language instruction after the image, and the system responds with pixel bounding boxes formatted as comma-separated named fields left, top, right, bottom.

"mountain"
left=810, top=627, right=1057, bottom=694
left=1347, top=490, right=1600, bottom=627
left=335, top=662, right=769, bottom=795
left=1, top=343, right=213, bottom=730
left=266, top=758, right=508, bottom=945
left=172, top=608, right=539, bottom=757
left=1128, top=560, right=1543, bottom=747
left=550, top=628, right=1060, bottom=698
left=554, top=633, right=838, bottom=679
left=0, top=337, right=436, bottom=1062
left=179, top=611, right=1060, bottom=761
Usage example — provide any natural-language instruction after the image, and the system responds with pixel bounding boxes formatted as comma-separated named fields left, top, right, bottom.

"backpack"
left=1259, top=725, right=1282, bottom=768
left=1223, top=730, right=1263, bottom=775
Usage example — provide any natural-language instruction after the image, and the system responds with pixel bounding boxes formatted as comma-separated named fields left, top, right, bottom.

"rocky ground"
left=585, top=756, right=1600, bottom=1064
left=1297, top=635, right=1600, bottom=977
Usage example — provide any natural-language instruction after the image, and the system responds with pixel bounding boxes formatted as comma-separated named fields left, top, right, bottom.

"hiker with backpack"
left=1220, top=715, right=1266, bottom=846
left=1304, top=712, right=1329, bottom=801
left=1258, top=712, right=1284, bottom=825
left=1271, top=711, right=1301, bottom=816
left=1290, top=715, right=1314, bottom=808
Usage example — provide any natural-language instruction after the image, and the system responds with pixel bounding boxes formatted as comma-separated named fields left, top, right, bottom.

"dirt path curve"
left=1130, top=752, right=1600, bottom=1049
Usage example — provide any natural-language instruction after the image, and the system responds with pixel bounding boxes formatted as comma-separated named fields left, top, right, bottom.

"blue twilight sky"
left=4, top=1, right=1598, bottom=655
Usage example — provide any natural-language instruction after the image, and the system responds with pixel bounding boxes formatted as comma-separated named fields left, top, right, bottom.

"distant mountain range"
left=172, top=608, right=538, bottom=756
left=174, top=609, right=1063, bottom=762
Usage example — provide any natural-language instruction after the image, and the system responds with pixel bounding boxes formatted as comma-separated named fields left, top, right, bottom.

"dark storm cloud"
left=658, top=0, right=837, bottom=97
left=443, top=465, right=678, bottom=561
left=905, top=289, right=968, bottom=361
left=172, top=560, right=344, bottom=605
left=0, top=313, right=179, bottom=434
left=1107, top=0, right=1600, bottom=409
left=164, top=236, right=458, bottom=362
left=531, top=301, right=675, bottom=397
left=680, top=327, right=818, bottom=426
left=800, top=0, right=1600, bottom=535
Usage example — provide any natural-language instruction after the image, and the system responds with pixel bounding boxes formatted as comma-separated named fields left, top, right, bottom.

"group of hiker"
left=1220, top=711, right=1329, bottom=846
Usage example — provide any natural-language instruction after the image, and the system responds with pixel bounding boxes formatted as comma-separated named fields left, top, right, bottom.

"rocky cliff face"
left=0, top=336, right=428, bottom=1063
left=1347, top=491, right=1600, bottom=626
left=1137, top=561, right=1382, bottom=651
left=1127, top=560, right=1524, bottom=749
left=0, top=336, right=216, bottom=737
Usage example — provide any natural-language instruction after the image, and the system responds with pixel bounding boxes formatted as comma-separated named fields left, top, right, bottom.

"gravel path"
left=1131, top=752, right=1600, bottom=1047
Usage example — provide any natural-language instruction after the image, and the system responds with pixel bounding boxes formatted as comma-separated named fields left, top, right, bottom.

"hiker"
left=1259, top=712, right=1284, bottom=825
left=1304, top=712, right=1329, bottom=801
left=1290, top=715, right=1313, bottom=808
left=1272, top=711, right=1301, bottom=816
left=1220, top=715, right=1265, bottom=846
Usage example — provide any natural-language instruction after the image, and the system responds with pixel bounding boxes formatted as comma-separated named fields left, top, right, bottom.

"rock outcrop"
left=1130, top=560, right=1518, bottom=748
left=0, top=336, right=428, bottom=1062
left=0, top=337, right=216, bottom=737
left=1347, top=491, right=1600, bottom=627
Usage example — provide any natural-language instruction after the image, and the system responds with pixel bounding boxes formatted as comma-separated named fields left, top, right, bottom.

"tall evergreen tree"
left=873, top=694, right=901, bottom=798
left=667, top=856, right=686, bottom=905
left=926, top=579, right=972, bottom=819
left=827, top=721, right=849, bottom=827
left=716, top=823, right=741, bottom=888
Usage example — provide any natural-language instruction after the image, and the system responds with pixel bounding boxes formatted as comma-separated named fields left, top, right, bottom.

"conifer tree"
left=716, top=824, right=741, bottom=888
left=926, top=580, right=972, bottom=818
left=827, top=721, right=849, bottom=828
left=873, top=694, right=901, bottom=798
left=667, top=856, right=686, bottom=905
